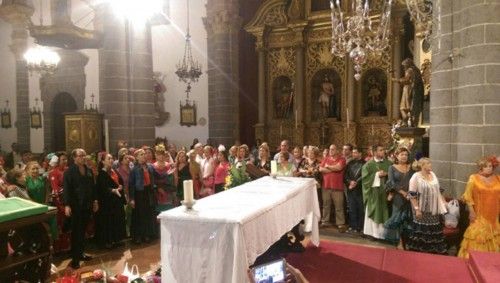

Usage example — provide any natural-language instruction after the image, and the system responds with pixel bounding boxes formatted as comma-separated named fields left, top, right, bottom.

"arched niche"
left=361, top=68, right=388, bottom=117
left=311, top=69, right=342, bottom=121
left=272, top=76, right=293, bottom=119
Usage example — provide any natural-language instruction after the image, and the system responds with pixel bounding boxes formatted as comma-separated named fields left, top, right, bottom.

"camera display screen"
left=253, top=259, right=285, bottom=283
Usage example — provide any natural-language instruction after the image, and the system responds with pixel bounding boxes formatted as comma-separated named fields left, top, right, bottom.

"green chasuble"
left=362, top=159, right=392, bottom=224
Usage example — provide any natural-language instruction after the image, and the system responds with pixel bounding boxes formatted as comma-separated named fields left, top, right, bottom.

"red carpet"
left=469, top=251, right=500, bottom=283
left=286, top=241, right=474, bottom=283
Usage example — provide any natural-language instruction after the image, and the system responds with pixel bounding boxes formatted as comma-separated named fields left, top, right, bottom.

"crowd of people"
left=0, top=139, right=498, bottom=270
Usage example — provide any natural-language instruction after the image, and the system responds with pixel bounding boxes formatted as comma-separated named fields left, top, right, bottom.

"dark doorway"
left=52, top=92, right=77, bottom=151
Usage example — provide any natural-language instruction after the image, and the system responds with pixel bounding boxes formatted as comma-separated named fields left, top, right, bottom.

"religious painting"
left=180, top=100, right=197, bottom=127
left=311, top=0, right=333, bottom=12
left=311, top=69, right=341, bottom=121
left=1, top=110, right=11, bottom=129
left=30, top=109, right=42, bottom=129
left=273, top=76, right=293, bottom=119
left=361, top=68, right=387, bottom=117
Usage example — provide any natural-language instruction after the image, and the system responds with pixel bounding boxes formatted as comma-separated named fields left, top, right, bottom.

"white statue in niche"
left=318, top=75, right=334, bottom=118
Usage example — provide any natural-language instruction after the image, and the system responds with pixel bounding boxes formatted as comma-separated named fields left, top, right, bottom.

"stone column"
left=0, top=1, right=34, bottom=151
left=292, top=24, right=306, bottom=145
left=97, top=4, right=155, bottom=152
left=430, top=0, right=500, bottom=197
left=255, top=28, right=267, bottom=126
left=204, top=0, right=242, bottom=146
left=255, top=32, right=266, bottom=142
left=346, top=59, right=356, bottom=144
left=392, top=16, right=404, bottom=121
left=257, top=48, right=266, bottom=124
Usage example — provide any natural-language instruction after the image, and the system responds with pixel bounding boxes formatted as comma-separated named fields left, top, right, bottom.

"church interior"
left=0, top=0, right=498, bottom=282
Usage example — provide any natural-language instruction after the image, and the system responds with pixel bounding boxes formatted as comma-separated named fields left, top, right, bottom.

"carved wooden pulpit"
left=64, top=111, right=103, bottom=154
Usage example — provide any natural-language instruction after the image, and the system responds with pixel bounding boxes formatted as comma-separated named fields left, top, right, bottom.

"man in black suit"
left=4, top=142, right=21, bottom=170
left=63, top=148, right=99, bottom=269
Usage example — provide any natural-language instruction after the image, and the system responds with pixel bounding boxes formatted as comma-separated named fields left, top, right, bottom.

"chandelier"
left=23, top=45, right=61, bottom=76
left=330, top=0, right=393, bottom=80
left=405, top=0, right=433, bottom=39
left=175, top=0, right=202, bottom=85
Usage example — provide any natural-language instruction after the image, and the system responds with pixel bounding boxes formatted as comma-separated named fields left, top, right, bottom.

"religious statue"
left=393, top=58, right=424, bottom=126
left=274, top=77, right=294, bottom=119
left=153, top=72, right=169, bottom=126
left=318, top=75, right=335, bottom=118
left=362, top=69, right=387, bottom=116
left=367, top=78, right=381, bottom=111
left=287, top=0, right=304, bottom=21
left=421, top=59, right=432, bottom=97
left=366, top=76, right=387, bottom=116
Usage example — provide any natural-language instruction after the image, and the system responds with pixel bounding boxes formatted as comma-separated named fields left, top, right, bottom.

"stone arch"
left=51, top=92, right=77, bottom=151
left=40, top=50, right=88, bottom=151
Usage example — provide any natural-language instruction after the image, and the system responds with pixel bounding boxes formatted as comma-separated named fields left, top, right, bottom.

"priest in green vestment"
left=362, top=145, right=392, bottom=239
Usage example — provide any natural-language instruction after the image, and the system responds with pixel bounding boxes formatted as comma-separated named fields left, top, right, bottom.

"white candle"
left=346, top=108, right=350, bottom=129
left=271, top=160, right=277, bottom=176
left=295, top=110, right=298, bottom=129
left=183, top=180, right=194, bottom=203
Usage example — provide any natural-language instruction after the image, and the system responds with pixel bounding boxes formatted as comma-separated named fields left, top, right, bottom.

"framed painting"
left=180, top=101, right=197, bottom=127
left=30, top=109, right=42, bottom=129
left=1, top=110, right=11, bottom=128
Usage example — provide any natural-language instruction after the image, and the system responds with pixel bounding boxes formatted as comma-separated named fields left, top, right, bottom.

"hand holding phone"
left=252, top=258, right=286, bottom=283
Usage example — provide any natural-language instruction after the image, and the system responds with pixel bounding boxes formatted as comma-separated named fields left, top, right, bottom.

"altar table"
left=159, top=176, right=320, bottom=283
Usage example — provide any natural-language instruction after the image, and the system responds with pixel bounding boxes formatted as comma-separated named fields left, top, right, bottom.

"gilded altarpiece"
left=246, top=0, right=397, bottom=150
left=64, top=112, right=103, bottom=154
left=267, top=46, right=296, bottom=147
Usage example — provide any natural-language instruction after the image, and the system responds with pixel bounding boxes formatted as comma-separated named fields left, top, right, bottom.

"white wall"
left=71, top=0, right=100, bottom=107
left=0, top=19, right=16, bottom=153
left=0, top=1, right=99, bottom=153
left=152, top=0, right=209, bottom=149
left=0, top=0, right=208, bottom=152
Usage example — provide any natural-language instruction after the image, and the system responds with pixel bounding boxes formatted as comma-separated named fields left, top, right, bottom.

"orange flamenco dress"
left=458, top=174, right=500, bottom=258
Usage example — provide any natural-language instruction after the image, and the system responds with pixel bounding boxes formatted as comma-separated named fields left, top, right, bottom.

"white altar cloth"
left=158, top=176, right=320, bottom=283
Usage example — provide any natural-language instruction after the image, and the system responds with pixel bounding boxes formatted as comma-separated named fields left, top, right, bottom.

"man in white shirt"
left=273, top=140, right=294, bottom=163
left=200, top=146, right=216, bottom=197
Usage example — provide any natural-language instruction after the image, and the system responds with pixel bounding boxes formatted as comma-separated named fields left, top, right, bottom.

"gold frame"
left=180, top=101, right=197, bottom=127
left=30, top=109, right=42, bottom=129
left=1, top=110, right=11, bottom=128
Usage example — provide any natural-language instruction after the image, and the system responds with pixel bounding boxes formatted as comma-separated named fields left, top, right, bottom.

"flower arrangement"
left=224, top=162, right=251, bottom=190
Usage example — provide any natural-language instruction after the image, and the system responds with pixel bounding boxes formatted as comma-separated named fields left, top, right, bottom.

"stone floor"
left=50, top=226, right=396, bottom=280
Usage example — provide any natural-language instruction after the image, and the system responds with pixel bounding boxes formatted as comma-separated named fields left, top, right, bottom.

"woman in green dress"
left=276, top=152, right=295, bottom=177
left=25, top=161, right=49, bottom=203
left=25, top=161, right=58, bottom=240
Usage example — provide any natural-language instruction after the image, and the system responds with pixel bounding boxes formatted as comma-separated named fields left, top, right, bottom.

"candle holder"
left=270, top=173, right=277, bottom=179
left=181, top=200, right=196, bottom=210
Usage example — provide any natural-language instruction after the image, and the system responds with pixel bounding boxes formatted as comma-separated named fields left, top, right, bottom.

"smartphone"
left=252, top=258, right=286, bottom=283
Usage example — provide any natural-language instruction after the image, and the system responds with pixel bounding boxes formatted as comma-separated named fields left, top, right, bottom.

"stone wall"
left=40, top=50, right=87, bottom=151
left=430, top=0, right=500, bottom=197
left=98, top=4, right=155, bottom=153
left=204, top=0, right=242, bottom=146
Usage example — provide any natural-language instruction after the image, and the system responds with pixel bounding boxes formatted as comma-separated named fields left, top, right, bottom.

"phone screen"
left=252, top=258, right=286, bottom=283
